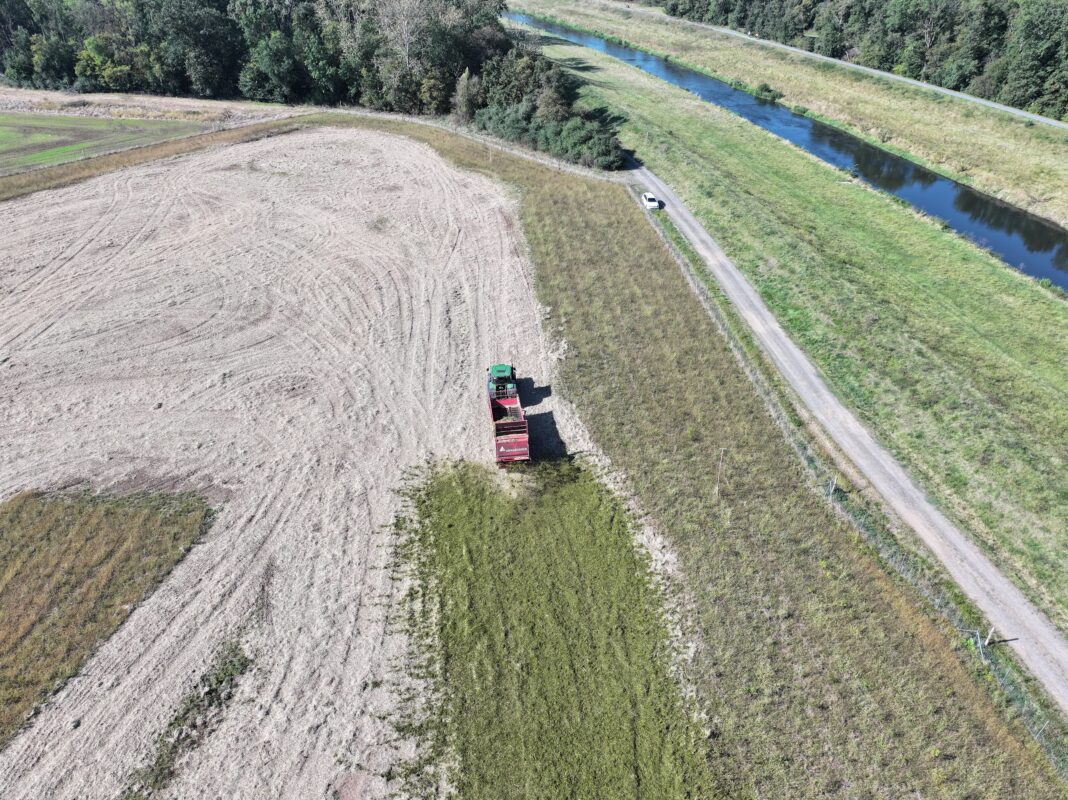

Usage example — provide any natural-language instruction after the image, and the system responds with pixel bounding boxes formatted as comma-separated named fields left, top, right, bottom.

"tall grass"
left=0, top=491, right=211, bottom=745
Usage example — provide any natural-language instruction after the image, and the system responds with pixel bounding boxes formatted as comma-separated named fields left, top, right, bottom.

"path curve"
left=635, top=165, right=1068, bottom=718
left=575, top=0, right=1068, bottom=131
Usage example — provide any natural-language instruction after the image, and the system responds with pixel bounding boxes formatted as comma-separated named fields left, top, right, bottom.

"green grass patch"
left=316, top=112, right=1066, bottom=796
left=0, top=112, right=203, bottom=177
left=122, top=640, right=251, bottom=799
left=0, top=491, right=212, bottom=746
left=530, top=35, right=1068, bottom=641
left=394, top=461, right=713, bottom=798
left=0, top=117, right=303, bottom=203
left=510, top=0, right=1068, bottom=228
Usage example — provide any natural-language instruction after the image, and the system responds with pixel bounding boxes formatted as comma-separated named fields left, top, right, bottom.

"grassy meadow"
left=0, top=491, right=211, bottom=745
left=395, top=461, right=714, bottom=798
left=525, top=34, right=1068, bottom=640
left=0, top=112, right=202, bottom=177
left=510, top=0, right=1068, bottom=228
left=319, top=112, right=1066, bottom=796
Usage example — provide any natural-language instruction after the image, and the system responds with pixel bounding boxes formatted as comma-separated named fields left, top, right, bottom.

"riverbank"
left=525, top=32, right=1068, bottom=644
left=509, top=0, right=1068, bottom=230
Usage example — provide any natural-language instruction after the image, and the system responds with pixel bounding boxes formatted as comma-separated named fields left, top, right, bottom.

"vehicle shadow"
left=518, top=377, right=552, bottom=407
left=526, top=409, right=567, bottom=460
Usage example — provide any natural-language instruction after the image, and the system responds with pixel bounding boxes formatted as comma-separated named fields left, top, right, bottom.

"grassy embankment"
left=0, top=112, right=203, bottom=176
left=510, top=0, right=1068, bottom=228
left=0, top=492, right=211, bottom=745
left=317, top=112, right=1066, bottom=797
left=395, top=461, right=713, bottom=798
left=0, top=116, right=303, bottom=203
left=527, top=34, right=1068, bottom=639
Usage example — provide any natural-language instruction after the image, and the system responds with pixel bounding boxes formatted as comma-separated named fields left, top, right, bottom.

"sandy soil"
left=0, top=126, right=589, bottom=798
left=0, top=84, right=297, bottom=125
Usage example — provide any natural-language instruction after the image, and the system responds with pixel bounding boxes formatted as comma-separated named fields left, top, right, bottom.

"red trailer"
left=487, top=364, right=530, bottom=464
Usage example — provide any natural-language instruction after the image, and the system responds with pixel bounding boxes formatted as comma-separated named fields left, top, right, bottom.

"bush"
left=473, top=47, right=625, bottom=169
left=754, top=81, right=784, bottom=102
left=30, top=34, right=77, bottom=88
left=475, top=99, right=625, bottom=169
left=2, top=28, right=34, bottom=83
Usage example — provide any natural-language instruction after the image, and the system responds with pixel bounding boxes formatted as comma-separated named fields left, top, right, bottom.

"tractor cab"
left=487, top=363, right=518, bottom=399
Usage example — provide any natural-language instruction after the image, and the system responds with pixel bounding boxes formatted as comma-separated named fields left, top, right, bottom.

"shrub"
left=754, top=81, right=784, bottom=101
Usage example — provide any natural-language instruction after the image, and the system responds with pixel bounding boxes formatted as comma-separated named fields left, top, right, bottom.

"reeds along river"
left=507, top=12, right=1068, bottom=291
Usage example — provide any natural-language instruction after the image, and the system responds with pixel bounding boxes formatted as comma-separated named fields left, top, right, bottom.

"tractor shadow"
left=518, top=378, right=552, bottom=407
left=526, top=410, right=566, bottom=460
left=518, top=379, right=565, bottom=459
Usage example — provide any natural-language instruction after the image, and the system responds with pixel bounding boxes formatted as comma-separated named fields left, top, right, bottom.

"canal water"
left=507, top=12, right=1068, bottom=291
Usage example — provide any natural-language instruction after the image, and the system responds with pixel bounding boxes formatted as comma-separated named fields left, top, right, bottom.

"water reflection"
left=507, top=12, right=1068, bottom=289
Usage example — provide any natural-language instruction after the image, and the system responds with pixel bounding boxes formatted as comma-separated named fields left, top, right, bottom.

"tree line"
left=0, top=0, right=623, bottom=167
left=660, top=0, right=1068, bottom=120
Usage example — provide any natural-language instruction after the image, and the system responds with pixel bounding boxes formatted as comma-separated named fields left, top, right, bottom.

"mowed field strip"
left=0, top=112, right=204, bottom=176
left=0, top=127, right=591, bottom=799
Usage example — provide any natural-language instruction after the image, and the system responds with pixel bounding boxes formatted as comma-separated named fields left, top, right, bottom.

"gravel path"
left=636, top=165, right=1068, bottom=719
left=0, top=127, right=587, bottom=799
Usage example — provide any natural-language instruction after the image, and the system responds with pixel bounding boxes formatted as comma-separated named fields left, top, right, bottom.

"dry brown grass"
left=0, top=492, right=210, bottom=745
left=0, top=117, right=303, bottom=203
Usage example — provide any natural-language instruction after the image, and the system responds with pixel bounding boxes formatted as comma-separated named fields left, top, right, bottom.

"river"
left=507, top=11, right=1068, bottom=290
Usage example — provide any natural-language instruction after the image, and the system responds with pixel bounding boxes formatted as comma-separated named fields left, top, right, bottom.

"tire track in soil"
left=0, top=127, right=592, bottom=799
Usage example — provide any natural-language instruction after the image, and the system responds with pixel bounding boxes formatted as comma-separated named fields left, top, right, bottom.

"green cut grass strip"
left=0, top=112, right=203, bottom=176
left=396, top=460, right=715, bottom=800
left=122, top=640, right=251, bottom=800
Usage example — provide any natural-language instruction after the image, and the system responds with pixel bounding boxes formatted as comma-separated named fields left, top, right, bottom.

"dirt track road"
left=636, top=165, right=1068, bottom=718
left=0, top=127, right=587, bottom=799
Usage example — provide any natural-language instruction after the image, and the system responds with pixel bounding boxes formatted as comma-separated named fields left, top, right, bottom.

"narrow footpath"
left=635, top=165, right=1068, bottom=718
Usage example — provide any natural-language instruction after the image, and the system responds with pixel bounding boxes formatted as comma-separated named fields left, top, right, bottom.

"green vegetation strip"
left=0, top=118, right=302, bottom=203
left=122, top=641, right=251, bottom=799
left=533, top=35, right=1068, bottom=640
left=0, top=491, right=211, bottom=745
left=0, top=112, right=203, bottom=177
left=510, top=0, right=1068, bottom=228
left=320, top=113, right=1066, bottom=796
left=396, top=461, right=713, bottom=798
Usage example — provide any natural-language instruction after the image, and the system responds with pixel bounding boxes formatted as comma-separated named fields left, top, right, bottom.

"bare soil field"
left=0, top=127, right=587, bottom=798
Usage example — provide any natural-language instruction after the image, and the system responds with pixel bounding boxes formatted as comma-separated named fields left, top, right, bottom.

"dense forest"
left=0, top=0, right=623, bottom=167
left=660, top=0, right=1068, bottom=119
